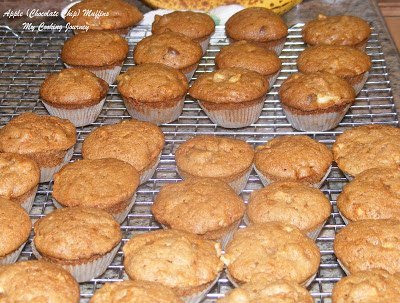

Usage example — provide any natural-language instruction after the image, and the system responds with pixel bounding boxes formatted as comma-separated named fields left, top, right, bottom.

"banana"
left=141, top=0, right=303, bottom=15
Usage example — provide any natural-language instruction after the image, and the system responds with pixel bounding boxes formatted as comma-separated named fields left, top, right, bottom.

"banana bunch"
left=141, top=0, right=303, bottom=15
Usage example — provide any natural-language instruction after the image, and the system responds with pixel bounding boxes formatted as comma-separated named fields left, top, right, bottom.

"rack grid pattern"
left=0, top=24, right=398, bottom=302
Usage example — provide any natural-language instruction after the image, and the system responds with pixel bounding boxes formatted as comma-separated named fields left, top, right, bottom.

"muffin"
left=332, top=269, right=400, bottom=303
left=0, top=113, right=76, bottom=183
left=334, top=219, right=400, bottom=275
left=303, top=14, right=371, bottom=50
left=279, top=72, right=356, bottom=131
left=225, top=7, right=288, bottom=55
left=254, top=135, right=333, bottom=187
left=0, top=197, right=31, bottom=265
left=33, top=206, right=122, bottom=282
left=133, top=31, right=203, bottom=81
left=333, top=124, right=400, bottom=179
left=189, top=67, right=269, bottom=128
left=61, top=31, right=129, bottom=84
left=152, top=11, right=215, bottom=54
left=297, top=45, right=371, bottom=94
left=0, top=260, right=80, bottom=302
left=215, top=41, right=281, bottom=87
left=337, top=167, right=400, bottom=224
left=117, top=63, right=188, bottom=124
left=217, top=276, right=313, bottom=303
left=82, top=119, right=164, bottom=184
left=152, top=178, right=245, bottom=247
left=175, top=135, right=254, bottom=193
left=222, top=222, right=320, bottom=286
left=40, top=68, right=109, bottom=127
left=247, top=181, right=331, bottom=240
left=123, top=229, right=224, bottom=301
left=52, top=158, right=140, bottom=223
left=0, top=152, right=39, bottom=212
left=90, top=280, right=184, bottom=303
left=65, top=0, right=143, bottom=35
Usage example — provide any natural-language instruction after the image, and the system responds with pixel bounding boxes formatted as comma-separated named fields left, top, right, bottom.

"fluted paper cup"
left=40, top=147, right=74, bottom=183
left=64, top=63, right=122, bottom=85
left=0, top=242, right=27, bottom=265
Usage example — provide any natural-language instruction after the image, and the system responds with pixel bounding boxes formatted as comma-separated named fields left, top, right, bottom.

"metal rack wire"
left=0, top=24, right=398, bottom=302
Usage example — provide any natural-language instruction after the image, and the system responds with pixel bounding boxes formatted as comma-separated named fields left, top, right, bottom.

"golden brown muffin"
left=222, top=222, right=320, bottom=285
left=334, top=219, right=400, bottom=274
left=0, top=197, right=31, bottom=261
left=303, top=14, right=371, bottom=48
left=82, top=119, right=164, bottom=184
left=65, top=0, right=143, bottom=34
left=333, top=124, right=400, bottom=177
left=217, top=276, right=313, bottom=303
left=152, top=178, right=245, bottom=241
left=123, top=229, right=224, bottom=296
left=0, top=260, right=80, bottom=303
left=133, top=31, right=202, bottom=75
left=247, top=181, right=331, bottom=235
left=53, top=158, right=139, bottom=218
left=254, top=135, right=333, bottom=186
left=90, top=280, right=184, bottom=303
left=337, top=167, right=400, bottom=222
left=332, top=269, right=400, bottom=303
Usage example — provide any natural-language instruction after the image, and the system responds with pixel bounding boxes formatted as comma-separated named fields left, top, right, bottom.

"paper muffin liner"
left=254, top=165, right=332, bottom=189
left=343, top=172, right=354, bottom=182
left=140, top=152, right=162, bottom=184
left=198, top=98, right=265, bottom=129
left=282, top=104, right=351, bottom=132
left=184, top=65, right=198, bottom=82
left=19, top=184, right=38, bottom=213
left=337, top=259, right=351, bottom=276
left=338, top=210, right=350, bottom=225
left=40, top=147, right=74, bottom=183
left=228, top=166, right=252, bottom=194
left=0, top=242, right=27, bottom=265
left=64, top=63, right=122, bottom=85
left=351, top=72, right=369, bottom=95
left=266, top=70, right=280, bottom=89
left=124, top=97, right=184, bottom=125
left=198, top=36, right=212, bottom=55
left=269, top=39, right=286, bottom=56
left=32, top=241, right=121, bottom=283
left=182, top=274, right=220, bottom=303
left=42, top=98, right=106, bottom=127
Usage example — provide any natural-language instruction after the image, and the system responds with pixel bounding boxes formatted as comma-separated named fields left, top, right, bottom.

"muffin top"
left=123, top=229, right=224, bottom=296
left=53, top=158, right=139, bottom=209
left=0, top=152, right=40, bottom=199
left=254, top=135, right=333, bottom=184
left=248, top=181, right=331, bottom=232
left=90, top=280, right=184, bottom=303
left=189, top=67, right=268, bottom=104
left=34, top=206, right=122, bottom=261
left=0, top=260, right=79, bottom=303
left=117, top=63, right=188, bottom=102
left=333, top=124, right=400, bottom=177
left=215, top=41, right=281, bottom=76
left=0, top=113, right=76, bottom=154
left=226, top=7, right=288, bottom=42
left=334, top=219, right=400, bottom=274
left=303, top=14, right=371, bottom=47
left=152, top=178, right=245, bottom=237
left=133, top=31, right=202, bottom=70
left=279, top=72, right=355, bottom=111
left=297, top=45, right=371, bottom=77
left=82, top=119, right=164, bottom=174
left=0, top=197, right=31, bottom=257
left=332, top=269, right=400, bottom=303
left=175, top=135, right=254, bottom=181
left=217, top=276, right=313, bottom=303
left=337, top=167, right=400, bottom=222
left=40, top=68, right=108, bottom=109
left=222, top=222, right=320, bottom=284
left=65, top=0, right=143, bottom=31
left=61, top=31, right=129, bottom=67
left=152, top=11, right=215, bottom=40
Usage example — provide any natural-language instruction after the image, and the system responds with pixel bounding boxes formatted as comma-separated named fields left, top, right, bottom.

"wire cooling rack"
left=0, top=24, right=399, bottom=302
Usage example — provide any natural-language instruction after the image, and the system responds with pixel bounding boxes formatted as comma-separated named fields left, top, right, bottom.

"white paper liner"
left=199, top=36, right=212, bottom=55
left=182, top=274, right=221, bottom=303
left=266, top=70, right=280, bottom=89
left=270, top=39, right=286, bottom=56
left=352, top=72, right=369, bottom=95
left=42, top=98, right=106, bottom=127
left=32, top=242, right=121, bottom=283
left=140, top=152, right=161, bottom=184
left=20, top=184, right=38, bottom=213
left=0, top=242, right=27, bottom=265
left=337, top=259, right=351, bottom=276
left=198, top=98, right=265, bottom=129
left=40, top=147, right=74, bottom=183
left=124, top=97, right=184, bottom=125
left=228, top=166, right=252, bottom=194
left=344, top=172, right=354, bottom=181
left=64, top=63, right=122, bottom=85
left=338, top=210, right=350, bottom=225
left=184, top=65, right=198, bottom=82
left=282, top=104, right=351, bottom=132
